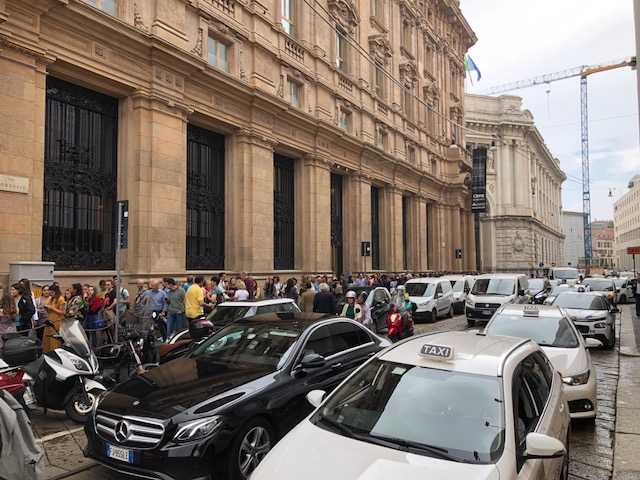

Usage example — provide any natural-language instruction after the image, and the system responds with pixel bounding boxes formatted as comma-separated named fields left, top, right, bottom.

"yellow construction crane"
left=481, top=57, right=637, bottom=272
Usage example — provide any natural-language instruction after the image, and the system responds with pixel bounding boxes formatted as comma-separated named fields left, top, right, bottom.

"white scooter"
left=23, top=319, right=106, bottom=423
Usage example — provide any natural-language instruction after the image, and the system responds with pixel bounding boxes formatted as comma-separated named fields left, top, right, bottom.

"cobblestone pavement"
left=55, top=311, right=624, bottom=479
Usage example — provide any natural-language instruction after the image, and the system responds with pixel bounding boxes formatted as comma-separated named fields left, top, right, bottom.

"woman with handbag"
left=43, top=284, right=66, bottom=353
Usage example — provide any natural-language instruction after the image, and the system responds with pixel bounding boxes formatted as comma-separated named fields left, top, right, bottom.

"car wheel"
left=603, top=331, right=615, bottom=350
left=229, top=418, right=274, bottom=480
left=447, top=304, right=454, bottom=318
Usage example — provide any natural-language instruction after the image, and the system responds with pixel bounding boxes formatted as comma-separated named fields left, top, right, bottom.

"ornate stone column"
left=296, top=154, right=331, bottom=273
left=226, top=129, right=276, bottom=273
left=118, top=94, right=190, bottom=274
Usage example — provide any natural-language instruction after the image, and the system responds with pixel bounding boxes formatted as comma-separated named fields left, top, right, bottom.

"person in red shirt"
left=386, top=304, right=403, bottom=342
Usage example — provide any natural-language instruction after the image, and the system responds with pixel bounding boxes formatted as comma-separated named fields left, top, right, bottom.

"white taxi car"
left=485, top=304, right=597, bottom=420
left=252, top=331, right=570, bottom=480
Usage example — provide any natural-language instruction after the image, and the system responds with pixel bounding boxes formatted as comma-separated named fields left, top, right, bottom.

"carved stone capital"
left=327, top=0, right=360, bottom=34
left=235, top=128, right=278, bottom=150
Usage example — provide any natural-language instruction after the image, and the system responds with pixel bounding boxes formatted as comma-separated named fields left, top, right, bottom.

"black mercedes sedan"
left=84, top=313, right=389, bottom=480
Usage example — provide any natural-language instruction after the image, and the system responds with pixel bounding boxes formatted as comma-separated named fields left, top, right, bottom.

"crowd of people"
left=0, top=270, right=478, bottom=352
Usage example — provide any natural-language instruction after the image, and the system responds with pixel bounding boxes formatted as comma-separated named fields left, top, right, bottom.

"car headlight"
left=563, top=371, right=590, bottom=386
left=466, top=300, right=475, bottom=309
left=173, top=416, right=223, bottom=442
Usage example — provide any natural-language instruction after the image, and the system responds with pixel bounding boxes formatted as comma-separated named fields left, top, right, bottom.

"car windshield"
left=191, top=323, right=300, bottom=370
left=583, top=279, right=614, bottom=291
left=613, top=279, right=627, bottom=288
left=405, top=283, right=436, bottom=297
left=452, top=280, right=465, bottom=292
left=553, top=293, right=606, bottom=310
left=553, top=269, right=579, bottom=280
left=486, top=314, right=579, bottom=348
left=206, top=305, right=254, bottom=326
left=60, top=319, right=92, bottom=358
left=527, top=279, right=545, bottom=291
left=312, top=359, right=504, bottom=464
left=471, top=279, right=515, bottom=296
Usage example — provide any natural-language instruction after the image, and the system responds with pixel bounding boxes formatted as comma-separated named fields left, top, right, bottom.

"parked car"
left=404, top=277, right=454, bottom=322
left=485, top=304, right=597, bottom=420
left=582, top=278, right=618, bottom=304
left=613, top=277, right=634, bottom=304
left=552, top=291, right=618, bottom=349
left=465, top=274, right=529, bottom=326
left=252, top=331, right=570, bottom=480
left=85, top=312, right=390, bottom=480
left=441, top=275, right=476, bottom=314
left=550, top=267, right=580, bottom=286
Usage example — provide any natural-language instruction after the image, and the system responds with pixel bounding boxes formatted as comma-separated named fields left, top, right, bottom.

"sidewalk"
left=29, top=409, right=96, bottom=480
left=613, top=303, right=640, bottom=480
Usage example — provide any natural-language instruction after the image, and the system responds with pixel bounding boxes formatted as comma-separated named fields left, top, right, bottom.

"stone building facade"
left=0, top=0, right=476, bottom=285
left=465, top=94, right=566, bottom=273
left=614, top=175, right=640, bottom=270
left=591, top=223, right=615, bottom=270
left=561, top=210, right=585, bottom=268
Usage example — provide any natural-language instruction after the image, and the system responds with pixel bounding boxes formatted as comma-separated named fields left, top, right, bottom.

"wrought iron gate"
left=330, top=174, right=343, bottom=276
left=274, top=155, right=295, bottom=270
left=43, top=77, right=118, bottom=270
left=186, top=125, right=225, bottom=270
left=371, top=186, right=380, bottom=270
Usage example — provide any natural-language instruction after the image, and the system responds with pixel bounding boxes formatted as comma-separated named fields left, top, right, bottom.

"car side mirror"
left=435, top=292, right=442, bottom=299
left=300, top=353, right=326, bottom=369
left=524, top=433, right=566, bottom=460
left=306, top=389, right=326, bottom=408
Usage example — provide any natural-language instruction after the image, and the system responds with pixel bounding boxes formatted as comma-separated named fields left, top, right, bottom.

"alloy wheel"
left=238, top=426, right=271, bottom=478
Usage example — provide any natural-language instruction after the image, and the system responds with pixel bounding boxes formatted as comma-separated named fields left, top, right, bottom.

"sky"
left=460, top=0, right=639, bottom=221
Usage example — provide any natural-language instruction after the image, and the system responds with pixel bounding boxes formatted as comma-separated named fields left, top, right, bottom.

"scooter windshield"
left=60, top=319, right=92, bottom=358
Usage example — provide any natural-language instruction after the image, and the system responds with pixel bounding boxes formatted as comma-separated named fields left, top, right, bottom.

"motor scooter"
left=23, top=319, right=106, bottom=423
left=0, top=358, right=32, bottom=409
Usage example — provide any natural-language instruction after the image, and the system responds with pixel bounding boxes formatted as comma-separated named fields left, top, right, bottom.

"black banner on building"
left=471, top=147, right=488, bottom=213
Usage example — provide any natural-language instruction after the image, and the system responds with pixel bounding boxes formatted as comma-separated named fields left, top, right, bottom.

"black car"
left=85, top=313, right=389, bottom=480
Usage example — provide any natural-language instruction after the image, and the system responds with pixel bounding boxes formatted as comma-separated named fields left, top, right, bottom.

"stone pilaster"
left=380, top=187, right=404, bottom=271
left=452, top=207, right=462, bottom=271
left=0, top=41, right=49, bottom=278
left=342, top=174, right=372, bottom=274
left=296, top=155, right=331, bottom=273
left=226, top=129, right=276, bottom=272
left=415, top=196, right=429, bottom=271
left=465, top=210, right=476, bottom=271
left=118, top=94, right=189, bottom=274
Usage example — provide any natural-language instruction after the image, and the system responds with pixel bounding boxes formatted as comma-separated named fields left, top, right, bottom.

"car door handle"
left=331, top=363, right=343, bottom=370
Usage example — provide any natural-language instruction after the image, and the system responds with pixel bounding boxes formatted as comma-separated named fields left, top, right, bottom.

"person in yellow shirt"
left=185, top=276, right=205, bottom=321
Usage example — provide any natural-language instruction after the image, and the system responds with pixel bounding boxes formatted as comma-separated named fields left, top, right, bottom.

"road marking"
left=37, top=426, right=85, bottom=444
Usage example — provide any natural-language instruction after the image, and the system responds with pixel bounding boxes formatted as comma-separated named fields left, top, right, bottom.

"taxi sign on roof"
left=523, top=305, right=540, bottom=317
left=419, top=344, right=453, bottom=360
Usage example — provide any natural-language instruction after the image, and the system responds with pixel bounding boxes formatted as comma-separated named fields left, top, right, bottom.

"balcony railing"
left=338, top=73, right=354, bottom=94
left=284, top=37, right=304, bottom=62
left=211, top=0, right=235, bottom=15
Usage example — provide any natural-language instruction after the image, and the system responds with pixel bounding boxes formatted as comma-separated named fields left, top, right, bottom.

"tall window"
left=43, top=77, right=117, bottom=270
left=339, top=107, right=352, bottom=132
left=336, top=27, right=349, bottom=72
left=208, top=35, right=229, bottom=72
left=372, top=0, right=383, bottom=23
left=274, top=155, right=295, bottom=270
left=407, top=145, right=416, bottom=164
left=376, top=126, right=388, bottom=150
left=424, top=43, right=434, bottom=76
left=371, top=186, right=381, bottom=270
left=281, top=0, right=295, bottom=36
left=401, top=19, right=413, bottom=55
left=288, top=79, right=301, bottom=108
left=186, top=125, right=225, bottom=270
left=403, top=83, right=415, bottom=122
left=374, top=61, right=385, bottom=99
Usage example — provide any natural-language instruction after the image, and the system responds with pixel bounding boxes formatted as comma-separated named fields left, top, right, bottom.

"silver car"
left=552, top=291, right=618, bottom=350
left=613, top=278, right=634, bottom=304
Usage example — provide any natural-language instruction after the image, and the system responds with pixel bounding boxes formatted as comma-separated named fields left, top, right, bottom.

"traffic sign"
left=627, top=246, right=640, bottom=255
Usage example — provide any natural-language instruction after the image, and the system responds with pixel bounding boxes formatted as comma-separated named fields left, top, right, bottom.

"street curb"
left=46, top=462, right=98, bottom=480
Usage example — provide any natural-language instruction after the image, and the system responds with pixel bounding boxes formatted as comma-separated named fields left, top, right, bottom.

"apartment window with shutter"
left=407, top=145, right=416, bottom=164
left=339, top=107, right=352, bottom=132
left=376, top=126, right=388, bottom=150
left=281, top=0, right=296, bottom=36
left=336, top=27, right=349, bottom=72
left=288, top=79, right=301, bottom=108
left=208, top=35, right=230, bottom=72
left=374, top=62, right=385, bottom=99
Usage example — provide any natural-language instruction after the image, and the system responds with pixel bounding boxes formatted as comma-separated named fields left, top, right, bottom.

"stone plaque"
left=0, top=175, right=29, bottom=194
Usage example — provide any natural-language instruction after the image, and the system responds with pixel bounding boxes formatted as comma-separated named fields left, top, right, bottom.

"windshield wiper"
left=368, top=434, right=472, bottom=463
left=317, top=416, right=360, bottom=439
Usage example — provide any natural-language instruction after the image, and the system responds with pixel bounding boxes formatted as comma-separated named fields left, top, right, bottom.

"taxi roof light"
left=522, top=305, right=540, bottom=317
left=419, top=344, right=454, bottom=361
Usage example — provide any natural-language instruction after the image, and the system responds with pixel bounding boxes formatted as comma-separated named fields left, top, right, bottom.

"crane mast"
left=479, top=57, right=636, bottom=272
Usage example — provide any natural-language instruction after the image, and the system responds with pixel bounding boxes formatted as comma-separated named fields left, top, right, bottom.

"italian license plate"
left=482, top=310, right=492, bottom=316
left=106, top=444, right=133, bottom=464
left=22, top=387, right=35, bottom=406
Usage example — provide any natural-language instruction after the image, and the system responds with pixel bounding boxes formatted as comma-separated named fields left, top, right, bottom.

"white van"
left=550, top=267, right=580, bottom=286
left=465, top=273, right=529, bottom=326
left=404, top=277, right=454, bottom=322
left=440, top=275, right=476, bottom=314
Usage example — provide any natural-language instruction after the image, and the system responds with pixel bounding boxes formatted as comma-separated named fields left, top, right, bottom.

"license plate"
left=106, top=444, right=134, bottom=464
left=482, top=310, right=492, bottom=316
left=22, top=388, right=35, bottom=406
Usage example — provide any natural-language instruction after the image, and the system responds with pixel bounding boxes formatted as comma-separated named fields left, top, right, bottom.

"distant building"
left=592, top=224, right=615, bottom=270
left=465, top=94, right=566, bottom=274
left=614, top=174, right=640, bottom=270
left=562, top=211, right=585, bottom=267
